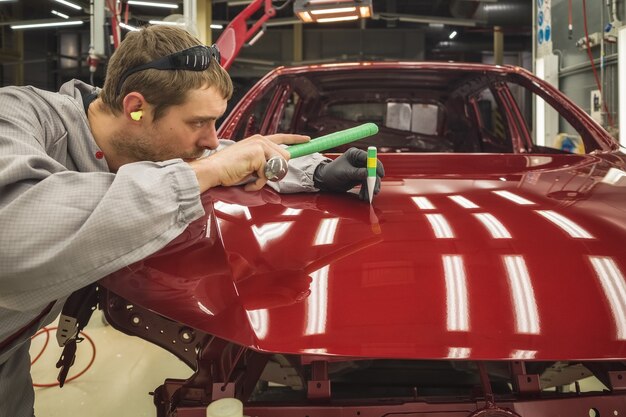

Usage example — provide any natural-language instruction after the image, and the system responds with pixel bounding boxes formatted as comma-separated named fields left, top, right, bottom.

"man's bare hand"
left=265, top=133, right=310, bottom=146
left=189, top=134, right=310, bottom=192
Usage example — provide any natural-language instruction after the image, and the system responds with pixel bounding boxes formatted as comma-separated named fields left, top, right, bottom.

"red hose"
left=30, top=326, right=97, bottom=388
left=30, top=327, right=50, bottom=365
left=106, top=0, right=120, bottom=49
left=568, top=0, right=573, bottom=38
left=582, top=0, right=615, bottom=128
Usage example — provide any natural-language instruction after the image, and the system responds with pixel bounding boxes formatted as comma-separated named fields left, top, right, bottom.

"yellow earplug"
left=130, top=110, right=143, bottom=121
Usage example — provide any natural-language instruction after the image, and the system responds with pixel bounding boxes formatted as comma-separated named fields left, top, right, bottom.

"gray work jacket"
left=0, top=79, right=324, bottom=417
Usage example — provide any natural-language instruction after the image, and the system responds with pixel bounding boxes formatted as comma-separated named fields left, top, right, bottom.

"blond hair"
left=100, top=25, right=233, bottom=121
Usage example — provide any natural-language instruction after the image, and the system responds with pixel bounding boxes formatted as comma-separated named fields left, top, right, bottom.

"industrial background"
left=1, top=1, right=626, bottom=416
left=0, top=0, right=623, bottom=138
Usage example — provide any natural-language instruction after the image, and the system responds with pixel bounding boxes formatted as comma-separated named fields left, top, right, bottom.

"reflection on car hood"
left=101, top=153, right=626, bottom=361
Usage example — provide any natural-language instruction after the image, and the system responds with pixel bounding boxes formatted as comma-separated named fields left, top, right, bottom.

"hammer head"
left=264, top=156, right=288, bottom=182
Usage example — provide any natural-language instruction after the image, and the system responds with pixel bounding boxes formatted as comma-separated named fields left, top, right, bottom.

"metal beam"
left=293, top=22, right=302, bottom=62
left=195, top=0, right=212, bottom=45
left=494, top=25, right=503, bottom=65
left=373, top=12, right=483, bottom=27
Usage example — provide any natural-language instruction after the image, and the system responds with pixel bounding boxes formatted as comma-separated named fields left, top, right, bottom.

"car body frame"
left=100, top=62, right=626, bottom=417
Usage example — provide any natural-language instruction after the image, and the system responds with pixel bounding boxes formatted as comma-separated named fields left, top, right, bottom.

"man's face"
left=112, top=84, right=228, bottom=163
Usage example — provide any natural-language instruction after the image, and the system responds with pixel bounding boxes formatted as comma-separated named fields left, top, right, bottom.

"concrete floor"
left=30, top=310, right=192, bottom=417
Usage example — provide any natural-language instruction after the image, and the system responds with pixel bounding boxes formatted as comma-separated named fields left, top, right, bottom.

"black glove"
left=313, top=147, right=385, bottom=201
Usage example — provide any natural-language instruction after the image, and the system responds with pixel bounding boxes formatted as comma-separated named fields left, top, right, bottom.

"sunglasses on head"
left=115, top=44, right=221, bottom=95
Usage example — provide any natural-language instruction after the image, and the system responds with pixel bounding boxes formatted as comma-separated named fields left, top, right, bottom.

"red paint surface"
left=102, top=151, right=626, bottom=361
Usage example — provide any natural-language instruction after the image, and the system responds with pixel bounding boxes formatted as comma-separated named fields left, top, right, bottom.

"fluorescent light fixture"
left=535, top=210, right=594, bottom=239
left=503, top=255, right=540, bottom=334
left=314, top=218, right=339, bottom=246
left=247, top=28, right=265, bottom=46
left=474, top=213, right=512, bottom=239
left=449, top=30, right=458, bottom=39
left=51, top=10, right=69, bottom=19
left=448, top=195, right=479, bottom=209
left=411, top=196, right=435, bottom=210
left=148, top=20, right=183, bottom=26
left=298, top=11, right=313, bottom=22
left=443, top=255, right=469, bottom=331
left=590, top=256, right=626, bottom=340
left=317, top=15, right=359, bottom=23
left=210, top=23, right=224, bottom=29
left=227, top=0, right=254, bottom=5
left=54, top=0, right=82, bottom=10
left=128, top=0, right=178, bottom=8
left=11, top=20, right=83, bottom=29
left=119, top=22, right=139, bottom=31
left=429, top=23, right=444, bottom=28
left=310, top=6, right=356, bottom=15
left=425, top=213, right=455, bottom=239
left=492, top=190, right=535, bottom=205
left=294, top=0, right=373, bottom=23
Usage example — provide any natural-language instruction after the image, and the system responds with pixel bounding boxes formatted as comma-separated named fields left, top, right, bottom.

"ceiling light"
left=210, top=23, right=223, bottom=29
left=316, top=15, right=358, bottom=23
left=294, top=0, right=373, bottom=23
left=51, top=10, right=69, bottom=19
left=298, top=11, right=313, bottom=22
left=11, top=20, right=83, bottom=29
left=119, top=22, right=139, bottom=31
left=148, top=20, right=183, bottom=25
left=247, top=28, right=265, bottom=46
left=310, top=6, right=356, bottom=15
left=227, top=0, right=254, bottom=5
left=128, top=0, right=178, bottom=9
left=53, top=0, right=82, bottom=10
left=449, top=30, right=458, bottom=39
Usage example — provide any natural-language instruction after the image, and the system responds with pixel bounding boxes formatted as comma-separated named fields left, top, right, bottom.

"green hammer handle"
left=287, top=123, right=379, bottom=159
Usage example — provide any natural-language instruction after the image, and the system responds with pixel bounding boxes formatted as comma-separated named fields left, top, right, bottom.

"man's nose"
left=198, top=125, right=219, bottom=149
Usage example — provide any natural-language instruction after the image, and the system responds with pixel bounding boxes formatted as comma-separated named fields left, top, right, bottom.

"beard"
left=110, top=129, right=204, bottom=163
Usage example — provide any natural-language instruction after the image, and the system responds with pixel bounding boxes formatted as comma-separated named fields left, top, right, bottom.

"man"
left=0, top=25, right=383, bottom=417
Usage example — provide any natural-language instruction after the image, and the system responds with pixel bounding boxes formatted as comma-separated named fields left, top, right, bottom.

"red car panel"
left=99, top=62, right=626, bottom=416
left=102, top=152, right=626, bottom=361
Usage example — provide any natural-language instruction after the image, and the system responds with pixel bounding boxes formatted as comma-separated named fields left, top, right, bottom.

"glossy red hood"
left=102, top=152, right=626, bottom=361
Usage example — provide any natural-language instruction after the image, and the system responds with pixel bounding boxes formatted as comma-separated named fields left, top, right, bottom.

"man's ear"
left=122, top=92, right=147, bottom=122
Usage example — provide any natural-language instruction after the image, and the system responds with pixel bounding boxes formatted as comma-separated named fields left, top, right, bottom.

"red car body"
left=100, top=62, right=626, bottom=416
